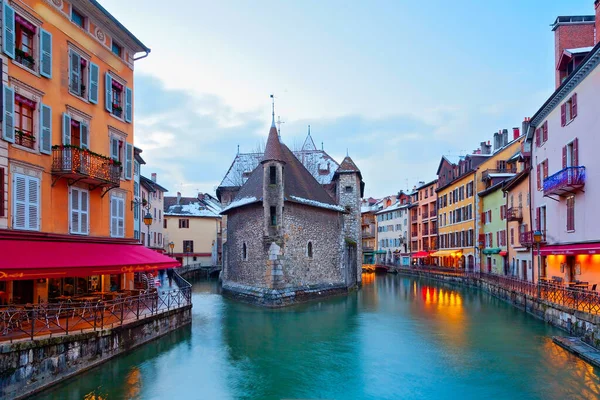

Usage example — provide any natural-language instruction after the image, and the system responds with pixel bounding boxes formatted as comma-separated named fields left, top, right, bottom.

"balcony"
left=430, top=226, right=437, bottom=235
left=507, top=206, right=523, bottom=222
left=15, top=132, right=36, bottom=149
left=411, top=215, right=418, bottom=222
left=363, top=230, right=375, bottom=239
left=482, top=167, right=517, bottom=181
left=423, top=227, right=429, bottom=236
left=52, top=146, right=121, bottom=190
left=519, top=231, right=546, bottom=247
left=430, top=210, right=437, bottom=218
left=543, top=166, right=586, bottom=197
left=411, top=230, right=418, bottom=238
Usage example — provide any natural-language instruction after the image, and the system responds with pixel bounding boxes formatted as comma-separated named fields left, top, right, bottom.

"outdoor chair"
left=592, top=284, right=597, bottom=292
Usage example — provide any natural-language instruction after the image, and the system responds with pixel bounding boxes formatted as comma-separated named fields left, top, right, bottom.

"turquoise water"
left=34, top=273, right=600, bottom=400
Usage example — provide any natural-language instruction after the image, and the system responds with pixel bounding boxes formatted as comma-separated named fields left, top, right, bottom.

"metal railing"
left=506, top=206, right=523, bottom=221
left=51, top=146, right=121, bottom=186
left=544, top=166, right=586, bottom=196
left=1, top=272, right=191, bottom=342
left=519, top=230, right=546, bottom=247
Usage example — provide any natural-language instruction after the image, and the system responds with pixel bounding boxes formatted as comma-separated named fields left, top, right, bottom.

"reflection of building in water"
left=361, top=272, right=375, bottom=286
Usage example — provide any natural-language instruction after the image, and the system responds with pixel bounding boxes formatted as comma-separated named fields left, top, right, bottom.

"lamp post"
left=143, top=205, right=153, bottom=248
left=169, top=241, right=174, bottom=257
left=534, top=230, right=543, bottom=298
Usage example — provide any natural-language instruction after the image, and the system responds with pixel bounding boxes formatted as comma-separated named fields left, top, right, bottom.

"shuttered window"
left=39, top=29, right=52, bottom=78
left=12, top=173, right=40, bottom=231
left=70, top=187, right=89, bottom=234
left=110, top=195, right=125, bottom=238
left=0, top=168, right=4, bottom=217
left=567, top=196, right=575, bottom=232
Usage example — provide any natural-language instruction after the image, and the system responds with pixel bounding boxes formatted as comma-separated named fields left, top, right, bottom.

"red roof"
left=0, top=240, right=180, bottom=281
left=262, top=125, right=286, bottom=163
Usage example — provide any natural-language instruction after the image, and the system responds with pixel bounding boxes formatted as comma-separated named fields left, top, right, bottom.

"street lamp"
left=534, top=230, right=543, bottom=298
left=169, top=241, right=174, bottom=256
left=143, top=210, right=153, bottom=247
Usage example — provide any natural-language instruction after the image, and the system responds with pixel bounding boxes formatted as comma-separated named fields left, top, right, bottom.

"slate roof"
left=140, top=175, right=168, bottom=192
left=164, top=193, right=222, bottom=217
left=262, top=125, right=286, bottom=163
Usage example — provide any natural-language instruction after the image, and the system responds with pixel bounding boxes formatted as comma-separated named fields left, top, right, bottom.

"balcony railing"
left=363, top=246, right=374, bottom=252
left=411, top=230, right=418, bottom=238
left=15, top=132, right=36, bottom=149
left=430, top=210, right=437, bottom=218
left=423, top=228, right=429, bottom=236
left=363, top=230, right=375, bottom=239
left=507, top=206, right=523, bottom=222
left=519, top=230, right=546, bottom=247
left=482, top=167, right=517, bottom=181
left=544, top=166, right=586, bottom=197
left=52, top=146, right=121, bottom=188
left=411, top=215, right=418, bottom=222
left=430, top=227, right=437, bottom=235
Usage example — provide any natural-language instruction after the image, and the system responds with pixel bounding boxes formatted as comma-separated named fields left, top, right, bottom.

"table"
left=74, top=296, right=101, bottom=302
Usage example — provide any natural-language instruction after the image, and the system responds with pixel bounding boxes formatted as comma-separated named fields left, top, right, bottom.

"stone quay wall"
left=395, top=268, right=600, bottom=349
left=0, top=306, right=192, bottom=400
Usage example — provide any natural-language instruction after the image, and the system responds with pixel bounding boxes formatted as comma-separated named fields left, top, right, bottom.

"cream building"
left=140, top=173, right=168, bottom=250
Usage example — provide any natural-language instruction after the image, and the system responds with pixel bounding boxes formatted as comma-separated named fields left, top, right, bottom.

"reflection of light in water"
left=84, top=392, right=107, bottom=400
left=125, top=367, right=142, bottom=399
left=361, top=272, right=375, bottom=285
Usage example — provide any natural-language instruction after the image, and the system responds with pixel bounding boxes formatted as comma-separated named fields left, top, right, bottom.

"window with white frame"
left=110, top=194, right=125, bottom=237
left=70, top=187, right=89, bottom=234
left=12, top=172, right=40, bottom=231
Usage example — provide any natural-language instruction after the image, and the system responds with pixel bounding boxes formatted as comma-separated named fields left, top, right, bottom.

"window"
left=269, top=166, right=277, bottom=184
left=14, top=95, right=35, bottom=149
left=345, top=186, right=353, bottom=193
left=242, top=242, right=248, bottom=261
left=69, top=50, right=90, bottom=98
left=179, top=219, right=189, bottom=228
left=567, top=196, right=575, bottom=232
left=183, top=240, right=194, bottom=253
left=307, top=242, right=313, bottom=258
left=270, top=206, right=277, bottom=225
left=70, top=187, right=89, bottom=235
left=510, top=228, right=514, bottom=245
left=15, top=15, right=35, bottom=70
left=110, top=195, right=125, bottom=237
left=71, top=8, right=85, bottom=28
left=111, top=79, right=124, bottom=118
left=12, top=173, right=40, bottom=231
left=163, top=219, right=167, bottom=229
left=111, top=41, right=122, bottom=57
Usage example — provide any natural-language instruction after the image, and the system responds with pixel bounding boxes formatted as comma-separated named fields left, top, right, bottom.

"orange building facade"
left=0, top=0, right=176, bottom=305
left=410, top=180, right=438, bottom=265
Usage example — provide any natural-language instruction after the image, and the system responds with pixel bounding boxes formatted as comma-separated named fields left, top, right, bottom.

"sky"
left=100, top=0, right=594, bottom=198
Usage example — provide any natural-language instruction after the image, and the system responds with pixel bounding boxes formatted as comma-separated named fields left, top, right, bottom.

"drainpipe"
left=133, top=49, right=151, bottom=61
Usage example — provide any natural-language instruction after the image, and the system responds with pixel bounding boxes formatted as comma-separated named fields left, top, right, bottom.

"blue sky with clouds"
left=101, top=0, right=593, bottom=197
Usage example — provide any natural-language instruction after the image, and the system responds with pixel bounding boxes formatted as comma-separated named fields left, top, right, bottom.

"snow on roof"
left=289, top=196, right=345, bottom=212
left=488, top=173, right=517, bottom=178
left=565, top=46, right=594, bottom=54
left=375, top=201, right=410, bottom=214
left=220, top=196, right=260, bottom=213
left=165, top=202, right=220, bottom=218
left=508, top=151, right=522, bottom=162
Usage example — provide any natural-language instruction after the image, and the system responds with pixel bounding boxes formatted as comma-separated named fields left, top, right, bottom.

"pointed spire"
left=237, top=144, right=240, bottom=155
left=308, top=125, right=311, bottom=136
left=270, top=94, right=275, bottom=128
left=301, top=125, right=317, bottom=151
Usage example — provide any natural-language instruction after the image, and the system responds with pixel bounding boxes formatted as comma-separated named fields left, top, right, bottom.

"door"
left=566, top=256, right=576, bottom=282
left=487, top=257, right=492, bottom=273
left=522, top=260, right=528, bottom=281
left=12, top=280, right=34, bottom=304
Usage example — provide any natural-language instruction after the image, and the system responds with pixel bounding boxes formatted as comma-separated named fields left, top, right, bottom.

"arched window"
left=242, top=242, right=247, bottom=261
left=307, top=241, right=313, bottom=258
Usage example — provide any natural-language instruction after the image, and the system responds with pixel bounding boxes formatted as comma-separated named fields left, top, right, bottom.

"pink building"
left=528, top=5, right=600, bottom=285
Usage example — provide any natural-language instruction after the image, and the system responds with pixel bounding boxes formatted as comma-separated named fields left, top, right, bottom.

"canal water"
left=34, top=273, right=600, bottom=400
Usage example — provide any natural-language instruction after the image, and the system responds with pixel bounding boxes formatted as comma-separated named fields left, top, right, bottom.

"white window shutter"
left=110, top=196, right=118, bottom=237
left=125, top=143, right=133, bottom=180
left=118, top=198, right=125, bottom=237
left=80, top=123, right=89, bottom=149
left=2, top=85, right=15, bottom=143
left=69, top=50, right=81, bottom=95
left=13, top=175, right=26, bottom=229
left=70, top=188, right=80, bottom=234
left=2, top=3, right=15, bottom=59
left=27, top=176, right=40, bottom=231
left=62, top=113, right=71, bottom=145
left=40, top=104, right=52, bottom=154
left=110, top=137, right=119, bottom=160
left=105, top=73, right=113, bottom=112
left=81, top=190, right=89, bottom=234
left=89, top=62, right=99, bottom=104
left=125, top=87, right=132, bottom=123
left=40, top=29, right=52, bottom=79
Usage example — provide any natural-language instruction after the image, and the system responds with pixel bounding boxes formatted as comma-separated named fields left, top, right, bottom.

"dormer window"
left=71, top=8, right=85, bottom=28
left=112, top=41, right=122, bottom=57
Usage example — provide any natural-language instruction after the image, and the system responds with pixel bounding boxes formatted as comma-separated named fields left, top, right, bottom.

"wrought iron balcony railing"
left=52, top=146, right=121, bottom=188
left=519, top=231, right=546, bottom=247
left=544, top=166, right=586, bottom=197
left=507, top=206, right=523, bottom=222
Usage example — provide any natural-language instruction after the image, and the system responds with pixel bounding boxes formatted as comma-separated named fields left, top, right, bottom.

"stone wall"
left=0, top=306, right=192, bottom=400
left=336, top=173, right=362, bottom=286
left=282, top=202, right=344, bottom=287
left=223, top=205, right=267, bottom=286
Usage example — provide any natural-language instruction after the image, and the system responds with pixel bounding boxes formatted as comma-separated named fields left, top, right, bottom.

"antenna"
left=308, top=124, right=311, bottom=136
left=269, top=94, right=275, bottom=127
left=237, top=144, right=240, bottom=155
left=321, top=142, right=323, bottom=151
left=346, top=148, right=349, bottom=157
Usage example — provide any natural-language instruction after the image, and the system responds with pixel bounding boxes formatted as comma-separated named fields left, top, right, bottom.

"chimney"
left=198, top=193, right=205, bottom=201
left=502, top=129, right=509, bottom=146
left=480, top=141, right=491, bottom=155
left=522, top=117, right=530, bottom=139
left=151, top=173, right=157, bottom=182
left=512, top=127, right=520, bottom=140
left=493, top=131, right=500, bottom=151
left=552, top=15, right=595, bottom=88
left=177, top=192, right=181, bottom=205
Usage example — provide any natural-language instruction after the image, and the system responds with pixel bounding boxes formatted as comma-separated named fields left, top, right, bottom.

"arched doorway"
left=467, top=255, right=474, bottom=271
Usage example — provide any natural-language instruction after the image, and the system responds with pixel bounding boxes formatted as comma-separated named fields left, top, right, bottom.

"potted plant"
left=112, top=104, right=123, bottom=117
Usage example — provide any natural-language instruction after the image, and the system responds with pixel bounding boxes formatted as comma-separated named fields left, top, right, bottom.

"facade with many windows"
left=375, top=199, right=411, bottom=266
left=0, top=1, right=177, bottom=306
left=140, top=173, right=168, bottom=250
left=410, top=180, right=438, bottom=265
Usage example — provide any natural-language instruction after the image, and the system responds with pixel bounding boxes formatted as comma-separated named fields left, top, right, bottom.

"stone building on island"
left=220, top=119, right=364, bottom=306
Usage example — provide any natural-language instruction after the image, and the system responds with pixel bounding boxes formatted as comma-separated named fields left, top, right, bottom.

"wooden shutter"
left=27, top=177, right=39, bottom=231
left=105, top=72, right=113, bottom=112
left=39, top=104, right=52, bottom=154
left=2, top=2, right=15, bottom=59
left=536, top=207, right=541, bottom=230
left=567, top=197, right=575, bottom=231
left=110, top=137, right=119, bottom=160
left=573, top=138, right=579, bottom=167
left=543, top=160, right=548, bottom=181
left=125, top=87, right=132, bottom=123
left=0, top=168, right=3, bottom=217
left=70, top=188, right=80, bottom=234
left=80, top=123, right=89, bottom=149
left=89, top=62, right=99, bottom=104
left=2, top=85, right=15, bottom=143
left=110, top=196, right=118, bottom=237
left=561, top=104, right=567, bottom=127
left=489, top=210, right=492, bottom=223
left=536, top=164, right=541, bottom=191
left=535, top=128, right=540, bottom=147
left=125, top=142, right=133, bottom=180
left=562, top=146, right=567, bottom=169
left=62, top=113, right=71, bottom=145
left=117, top=197, right=125, bottom=237
left=69, top=50, right=81, bottom=95
left=572, top=93, right=577, bottom=118
left=543, top=121, right=548, bottom=142
left=40, top=29, right=52, bottom=78
left=511, top=228, right=514, bottom=245
left=81, top=190, right=89, bottom=234
left=13, top=174, right=26, bottom=229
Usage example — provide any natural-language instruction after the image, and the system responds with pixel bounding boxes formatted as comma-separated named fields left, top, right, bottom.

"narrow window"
left=242, top=242, right=247, bottom=260
left=71, top=8, right=85, bottom=28
left=14, top=96, right=36, bottom=149
left=307, top=242, right=313, bottom=258
left=270, top=206, right=277, bottom=226
left=567, top=196, right=575, bottom=232
left=269, top=166, right=277, bottom=184
left=15, top=16, right=36, bottom=70
left=112, top=41, right=122, bottom=57
left=345, top=186, right=353, bottom=193
left=163, top=219, right=167, bottom=229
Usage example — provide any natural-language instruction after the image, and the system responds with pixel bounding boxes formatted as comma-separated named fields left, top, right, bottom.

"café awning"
left=413, top=251, right=430, bottom=258
left=0, top=239, right=180, bottom=281
left=430, top=250, right=457, bottom=257
left=540, top=242, right=600, bottom=256
left=482, top=248, right=501, bottom=255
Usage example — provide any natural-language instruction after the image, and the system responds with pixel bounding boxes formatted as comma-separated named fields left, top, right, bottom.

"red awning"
left=413, top=251, right=430, bottom=258
left=499, top=251, right=508, bottom=256
left=540, top=242, right=600, bottom=256
left=0, top=240, right=180, bottom=281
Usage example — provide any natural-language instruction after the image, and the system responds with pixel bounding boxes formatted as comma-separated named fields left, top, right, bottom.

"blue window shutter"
left=62, top=113, right=71, bottom=145
left=125, top=142, right=133, bottom=180
left=125, top=87, right=132, bottom=123
left=39, top=29, right=52, bottom=78
left=2, top=85, right=15, bottom=143
left=2, top=2, right=15, bottom=59
left=69, top=50, right=81, bottom=95
left=80, top=122, right=89, bottom=149
left=39, top=104, right=52, bottom=154
left=89, top=62, right=99, bottom=104
left=105, top=72, right=113, bottom=112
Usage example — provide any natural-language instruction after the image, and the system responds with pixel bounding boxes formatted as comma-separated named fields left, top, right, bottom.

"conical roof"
left=262, top=125, right=286, bottom=164
left=336, top=156, right=360, bottom=173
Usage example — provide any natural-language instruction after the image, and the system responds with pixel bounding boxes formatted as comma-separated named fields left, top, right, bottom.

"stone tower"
left=261, top=121, right=286, bottom=289
left=333, top=156, right=364, bottom=288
